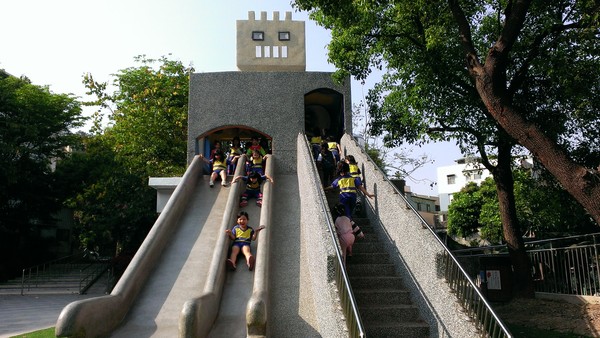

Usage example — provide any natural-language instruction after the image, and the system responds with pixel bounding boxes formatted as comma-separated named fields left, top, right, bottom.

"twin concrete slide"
left=55, top=153, right=277, bottom=337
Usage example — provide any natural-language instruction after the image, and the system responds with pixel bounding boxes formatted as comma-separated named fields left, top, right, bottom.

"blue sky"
left=2, top=0, right=461, bottom=195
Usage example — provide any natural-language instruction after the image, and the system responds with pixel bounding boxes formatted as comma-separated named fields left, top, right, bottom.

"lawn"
left=10, top=327, right=54, bottom=338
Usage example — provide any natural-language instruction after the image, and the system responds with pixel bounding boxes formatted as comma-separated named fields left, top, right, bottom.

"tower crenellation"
left=236, top=11, right=306, bottom=72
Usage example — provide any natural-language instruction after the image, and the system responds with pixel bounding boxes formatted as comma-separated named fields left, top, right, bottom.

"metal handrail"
left=79, top=261, right=110, bottom=294
left=301, top=134, right=366, bottom=337
left=20, top=253, right=86, bottom=295
left=346, top=135, right=512, bottom=338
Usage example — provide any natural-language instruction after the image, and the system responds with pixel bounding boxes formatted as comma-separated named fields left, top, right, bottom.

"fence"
left=454, top=233, right=600, bottom=297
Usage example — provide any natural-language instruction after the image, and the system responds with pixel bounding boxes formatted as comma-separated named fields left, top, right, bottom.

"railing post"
left=21, top=269, right=25, bottom=296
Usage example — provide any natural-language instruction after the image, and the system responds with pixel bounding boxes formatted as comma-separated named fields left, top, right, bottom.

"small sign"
left=486, top=270, right=501, bottom=290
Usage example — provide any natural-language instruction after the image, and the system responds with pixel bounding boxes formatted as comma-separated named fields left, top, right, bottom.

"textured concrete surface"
left=187, top=71, right=352, bottom=174
left=110, top=178, right=229, bottom=337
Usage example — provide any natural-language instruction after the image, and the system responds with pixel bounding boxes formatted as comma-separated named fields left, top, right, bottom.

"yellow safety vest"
left=213, top=159, right=227, bottom=171
left=349, top=163, right=360, bottom=178
left=337, top=176, right=357, bottom=194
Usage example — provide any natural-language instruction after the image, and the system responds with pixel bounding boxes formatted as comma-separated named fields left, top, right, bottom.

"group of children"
left=218, top=135, right=375, bottom=272
left=324, top=151, right=375, bottom=265
left=202, top=136, right=270, bottom=188
left=200, top=136, right=272, bottom=272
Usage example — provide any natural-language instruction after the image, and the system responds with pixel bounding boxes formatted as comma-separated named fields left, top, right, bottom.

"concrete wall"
left=187, top=71, right=352, bottom=174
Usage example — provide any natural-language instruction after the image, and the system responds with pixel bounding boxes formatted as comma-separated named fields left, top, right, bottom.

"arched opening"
left=304, top=88, right=344, bottom=142
left=195, top=126, right=272, bottom=174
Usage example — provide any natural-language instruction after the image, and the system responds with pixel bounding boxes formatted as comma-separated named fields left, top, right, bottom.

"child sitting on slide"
left=225, top=211, right=265, bottom=271
left=232, top=171, right=273, bottom=207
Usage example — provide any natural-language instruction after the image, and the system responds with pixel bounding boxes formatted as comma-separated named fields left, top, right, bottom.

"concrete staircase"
left=348, top=216, right=429, bottom=337
left=0, top=263, right=109, bottom=295
left=326, top=191, right=429, bottom=337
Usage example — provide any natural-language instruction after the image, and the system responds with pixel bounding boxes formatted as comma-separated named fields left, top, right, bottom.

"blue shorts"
left=232, top=242, right=250, bottom=249
left=213, top=169, right=224, bottom=174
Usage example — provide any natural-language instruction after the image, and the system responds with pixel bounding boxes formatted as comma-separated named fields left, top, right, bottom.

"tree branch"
left=509, top=22, right=583, bottom=96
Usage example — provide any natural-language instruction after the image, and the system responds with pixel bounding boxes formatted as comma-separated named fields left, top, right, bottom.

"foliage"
left=54, top=136, right=156, bottom=255
left=352, top=102, right=433, bottom=184
left=447, top=182, right=481, bottom=238
left=9, top=326, right=55, bottom=338
left=0, top=70, right=84, bottom=278
left=55, top=55, right=193, bottom=255
left=83, top=55, right=192, bottom=177
left=448, top=169, right=597, bottom=245
left=293, top=0, right=600, bottom=225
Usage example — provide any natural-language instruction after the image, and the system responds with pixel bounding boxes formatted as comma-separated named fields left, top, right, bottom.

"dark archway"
left=304, top=88, right=344, bottom=142
left=196, top=125, right=272, bottom=156
left=196, top=126, right=272, bottom=174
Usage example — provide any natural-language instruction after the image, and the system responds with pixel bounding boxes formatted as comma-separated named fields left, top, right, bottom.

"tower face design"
left=237, top=11, right=306, bottom=72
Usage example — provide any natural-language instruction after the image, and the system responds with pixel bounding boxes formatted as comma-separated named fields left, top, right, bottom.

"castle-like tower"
left=236, top=11, right=306, bottom=72
left=187, top=11, right=351, bottom=174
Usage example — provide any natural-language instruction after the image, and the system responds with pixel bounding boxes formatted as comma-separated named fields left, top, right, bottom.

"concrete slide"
left=111, top=180, right=247, bottom=337
left=56, top=155, right=272, bottom=337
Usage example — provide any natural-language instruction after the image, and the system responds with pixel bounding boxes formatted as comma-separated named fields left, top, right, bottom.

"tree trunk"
left=492, top=142, right=535, bottom=298
left=475, top=74, right=600, bottom=226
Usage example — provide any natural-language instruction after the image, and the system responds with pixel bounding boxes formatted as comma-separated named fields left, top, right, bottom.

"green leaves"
left=58, top=55, right=193, bottom=255
left=0, top=70, right=84, bottom=277
left=447, top=169, right=597, bottom=245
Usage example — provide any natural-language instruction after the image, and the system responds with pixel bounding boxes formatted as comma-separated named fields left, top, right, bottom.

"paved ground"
left=0, top=292, right=104, bottom=338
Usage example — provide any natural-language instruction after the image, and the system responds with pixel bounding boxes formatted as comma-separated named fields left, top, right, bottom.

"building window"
left=281, top=46, right=288, bottom=58
left=278, top=31, right=290, bottom=41
left=417, top=203, right=422, bottom=211
left=447, top=174, right=456, bottom=184
left=255, top=46, right=262, bottom=57
left=252, top=31, right=264, bottom=41
left=426, top=204, right=431, bottom=212
left=473, top=172, right=482, bottom=180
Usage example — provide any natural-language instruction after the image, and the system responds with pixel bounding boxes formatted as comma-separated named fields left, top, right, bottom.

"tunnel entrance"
left=304, top=88, right=345, bottom=142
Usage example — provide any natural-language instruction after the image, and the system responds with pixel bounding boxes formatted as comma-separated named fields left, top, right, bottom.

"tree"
left=447, top=182, right=482, bottom=238
left=293, top=0, right=600, bottom=222
left=56, top=55, right=193, bottom=256
left=83, top=55, right=192, bottom=176
left=448, top=170, right=597, bottom=244
left=0, top=70, right=84, bottom=279
left=293, top=0, right=600, bottom=297
left=353, top=102, right=433, bottom=185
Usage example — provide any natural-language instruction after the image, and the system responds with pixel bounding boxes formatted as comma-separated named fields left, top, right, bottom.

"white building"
left=436, top=157, right=493, bottom=212
left=437, top=156, right=535, bottom=213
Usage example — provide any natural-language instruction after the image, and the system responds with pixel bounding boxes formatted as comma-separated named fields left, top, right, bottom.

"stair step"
left=359, top=304, right=421, bottom=323
left=351, top=242, right=385, bottom=253
left=346, top=252, right=390, bottom=264
left=351, top=218, right=371, bottom=226
left=347, top=263, right=396, bottom=276
left=364, top=321, right=430, bottom=337
left=354, top=289, right=413, bottom=305
left=350, top=276, right=405, bottom=289
left=352, top=234, right=378, bottom=243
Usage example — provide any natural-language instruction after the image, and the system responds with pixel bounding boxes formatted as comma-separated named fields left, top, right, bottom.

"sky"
left=2, top=0, right=462, bottom=195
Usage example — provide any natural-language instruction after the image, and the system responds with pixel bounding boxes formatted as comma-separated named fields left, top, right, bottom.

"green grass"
left=10, top=327, right=55, bottom=338
left=507, top=323, right=591, bottom=338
